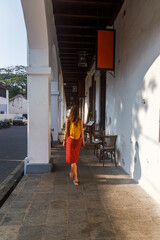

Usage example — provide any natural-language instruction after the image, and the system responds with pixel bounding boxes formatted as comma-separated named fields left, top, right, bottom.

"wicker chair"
left=99, top=135, right=118, bottom=166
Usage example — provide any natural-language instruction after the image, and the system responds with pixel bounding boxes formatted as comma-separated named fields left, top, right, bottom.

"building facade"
left=9, top=94, right=27, bottom=115
left=21, top=0, right=160, bottom=202
left=0, top=85, right=9, bottom=114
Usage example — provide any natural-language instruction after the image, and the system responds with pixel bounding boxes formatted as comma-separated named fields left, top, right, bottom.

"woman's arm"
left=63, top=118, right=68, bottom=147
left=81, top=120, right=85, bottom=147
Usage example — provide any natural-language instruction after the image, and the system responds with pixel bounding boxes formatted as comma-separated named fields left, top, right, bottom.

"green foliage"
left=89, top=111, right=93, bottom=121
left=0, top=65, right=27, bottom=98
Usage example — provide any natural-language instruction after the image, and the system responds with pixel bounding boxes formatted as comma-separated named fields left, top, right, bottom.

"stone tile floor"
left=0, top=145, right=160, bottom=240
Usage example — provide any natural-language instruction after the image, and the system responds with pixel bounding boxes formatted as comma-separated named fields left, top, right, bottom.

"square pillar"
left=51, top=81, right=59, bottom=143
left=26, top=67, right=52, bottom=174
left=59, top=95, right=62, bottom=132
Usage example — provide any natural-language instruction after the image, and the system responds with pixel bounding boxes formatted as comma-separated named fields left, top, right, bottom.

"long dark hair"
left=68, top=105, right=79, bottom=125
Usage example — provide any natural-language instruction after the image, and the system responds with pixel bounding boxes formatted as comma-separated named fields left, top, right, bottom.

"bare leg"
left=72, top=163, right=78, bottom=184
left=70, top=164, right=74, bottom=178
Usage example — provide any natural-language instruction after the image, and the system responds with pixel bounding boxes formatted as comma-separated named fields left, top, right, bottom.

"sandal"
left=73, top=179, right=79, bottom=186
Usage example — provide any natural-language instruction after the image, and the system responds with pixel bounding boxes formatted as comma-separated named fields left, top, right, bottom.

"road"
left=0, top=125, right=27, bottom=184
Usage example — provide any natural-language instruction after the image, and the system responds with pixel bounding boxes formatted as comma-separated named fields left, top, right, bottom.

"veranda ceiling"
left=52, top=0, right=124, bottom=107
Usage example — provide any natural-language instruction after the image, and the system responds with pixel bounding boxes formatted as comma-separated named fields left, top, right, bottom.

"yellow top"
left=69, top=120, right=81, bottom=140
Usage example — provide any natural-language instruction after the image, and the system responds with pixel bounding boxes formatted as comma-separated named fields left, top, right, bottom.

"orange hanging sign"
left=96, top=29, right=115, bottom=70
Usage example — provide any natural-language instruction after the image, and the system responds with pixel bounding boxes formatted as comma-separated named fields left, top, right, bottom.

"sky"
left=0, top=0, right=27, bottom=68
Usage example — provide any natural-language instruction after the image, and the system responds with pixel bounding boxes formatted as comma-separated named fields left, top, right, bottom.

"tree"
left=0, top=65, right=27, bottom=98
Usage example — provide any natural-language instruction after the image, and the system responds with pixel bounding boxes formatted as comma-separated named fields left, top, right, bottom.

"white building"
left=9, top=94, right=27, bottom=115
left=21, top=0, right=160, bottom=202
left=0, top=85, right=9, bottom=114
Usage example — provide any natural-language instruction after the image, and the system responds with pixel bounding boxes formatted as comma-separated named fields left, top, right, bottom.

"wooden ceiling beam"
left=59, top=47, right=94, bottom=50
left=59, top=42, right=95, bottom=48
left=59, top=48, right=95, bottom=54
left=64, top=79, right=80, bottom=82
left=52, top=0, right=120, bottom=6
left=57, top=33, right=96, bottom=38
left=59, top=41, right=95, bottom=45
left=56, top=26, right=97, bottom=36
left=58, top=36, right=96, bottom=42
left=60, top=56, right=78, bottom=59
left=64, top=82, right=78, bottom=85
left=60, top=52, right=93, bottom=56
left=56, top=25, right=98, bottom=29
left=55, top=16, right=108, bottom=28
left=63, top=72, right=86, bottom=74
left=54, top=14, right=110, bottom=20
left=62, top=70, right=87, bottom=73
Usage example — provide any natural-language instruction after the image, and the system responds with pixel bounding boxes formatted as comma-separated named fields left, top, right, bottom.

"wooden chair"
left=99, top=135, right=118, bottom=167
left=92, top=129, right=105, bottom=155
left=84, top=121, right=95, bottom=142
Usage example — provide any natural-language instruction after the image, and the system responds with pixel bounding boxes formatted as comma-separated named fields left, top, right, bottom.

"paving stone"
left=0, top=213, right=5, bottom=223
left=50, top=200, right=67, bottom=209
left=43, top=224, right=66, bottom=240
left=9, top=201, right=30, bottom=213
left=90, top=222, right=115, bottom=240
left=17, top=225, right=44, bottom=240
left=68, top=199, right=86, bottom=210
left=30, top=200, right=50, bottom=211
left=68, top=210, right=88, bottom=224
left=67, top=222, right=91, bottom=238
left=0, top=145, right=160, bottom=240
left=135, top=220, right=160, bottom=237
left=67, top=237, right=91, bottom=240
left=113, top=221, right=142, bottom=238
left=88, top=215, right=112, bottom=226
left=85, top=200, right=104, bottom=209
left=15, top=192, right=34, bottom=201
left=0, top=194, right=17, bottom=212
left=33, top=192, right=51, bottom=201
left=1, top=212, right=25, bottom=226
left=23, top=209, right=47, bottom=226
left=0, top=225, right=20, bottom=240
left=51, top=192, right=68, bottom=201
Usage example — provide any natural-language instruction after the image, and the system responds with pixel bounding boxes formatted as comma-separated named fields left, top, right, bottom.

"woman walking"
left=63, top=105, right=85, bottom=186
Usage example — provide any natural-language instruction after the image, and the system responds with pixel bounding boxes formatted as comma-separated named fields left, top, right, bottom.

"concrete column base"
left=26, top=163, right=52, bottom=174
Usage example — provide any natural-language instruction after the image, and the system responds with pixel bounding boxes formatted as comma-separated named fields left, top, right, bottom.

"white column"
left=26, top=67, right=52, bottom=173
left=59, top=95, right=62, bottom=132
left=51, top=81, right=59, bottom=143
left=51, top=45, right=59, bottom=143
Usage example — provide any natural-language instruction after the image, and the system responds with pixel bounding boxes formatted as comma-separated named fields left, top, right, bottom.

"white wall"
left=106, top=0, right=160, bottom=201
left=9, top=96, right=27, bottom=114
left=84, top=63, right=95, bottom=123
left=0, top=89, right=9, bottom=114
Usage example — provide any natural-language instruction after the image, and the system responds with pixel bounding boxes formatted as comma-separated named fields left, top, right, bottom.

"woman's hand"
left=82, top=139, right=85, bottom=147
left=63, top=140, right=66, bottom=147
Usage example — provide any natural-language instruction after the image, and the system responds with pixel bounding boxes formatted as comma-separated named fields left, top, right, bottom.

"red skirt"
left=66, top=136, right=81, bottom=163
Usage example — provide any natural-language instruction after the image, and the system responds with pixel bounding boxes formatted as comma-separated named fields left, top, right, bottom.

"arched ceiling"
left=52, top=0, right=124, bottom=107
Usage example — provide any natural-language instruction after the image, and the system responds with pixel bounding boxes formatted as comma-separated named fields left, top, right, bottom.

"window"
left=0, top=104, right=7, bottom=114
left=0, top=87, right=6, bottom=98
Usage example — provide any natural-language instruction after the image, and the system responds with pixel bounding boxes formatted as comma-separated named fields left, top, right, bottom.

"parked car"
left=13, top=117, right=27, bottom=125
left=0, top=120, right=11, bottom=128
